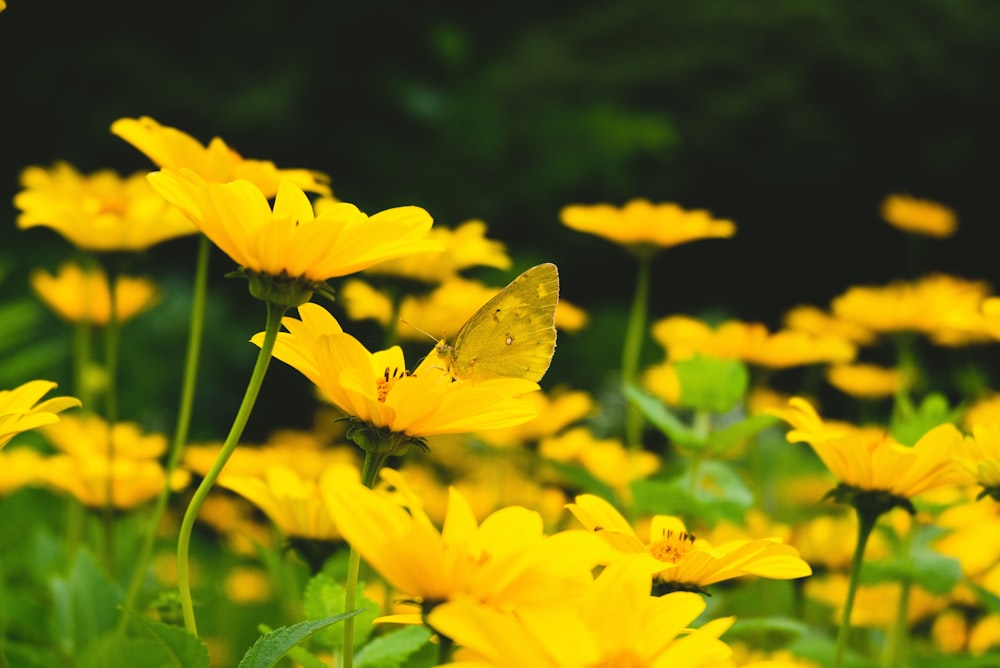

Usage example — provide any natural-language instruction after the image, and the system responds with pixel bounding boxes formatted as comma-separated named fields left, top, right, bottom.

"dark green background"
left=2, top=0, right=999, bottom=438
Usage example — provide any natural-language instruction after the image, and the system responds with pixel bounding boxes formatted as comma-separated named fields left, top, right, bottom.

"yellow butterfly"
left=435, top=263, right=559, bottom=382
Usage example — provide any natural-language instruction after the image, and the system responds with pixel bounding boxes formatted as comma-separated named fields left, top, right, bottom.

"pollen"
left=376, top=366, right=409, bottom=402
left=648, top=529, right=696, bottom=564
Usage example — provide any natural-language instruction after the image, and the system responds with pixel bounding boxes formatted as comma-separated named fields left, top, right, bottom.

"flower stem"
left=117, top=235, right=210, bottom=634
left=833, top=508, right=879, bottom=668
left=175, top=299, right=286, bottom=635
left=622, top=254, right=651, bottom=449
left=883, top=578, right=912, bottom=668
left=342, top=450, right=390, bottom=668
left=103, top=265, right=121, bottom=575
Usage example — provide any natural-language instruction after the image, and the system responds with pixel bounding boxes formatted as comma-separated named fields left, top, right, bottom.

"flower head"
left=147, top=169, right=439, bottom=297
left=429, top=560, right=736, bottom=668
left=15, top=162, right=196, bottom=251
left=253, top=303, right=540, bottom=444
left=0, top=380, right=80, bottom=450
left=323, top=469, right=609, bottom=622
left=825, top=363, right=911, bottom=399
left=561, top=199, right=735, bottom=255
left=881, top=194, right=957, bottom=238
left=111, top=115, right=331, bottom=197
left=567, top=494, right=811, bottom=593
left=955, top=423, right=1000, bottom=500
left=31, top=262, right=158, bottom=325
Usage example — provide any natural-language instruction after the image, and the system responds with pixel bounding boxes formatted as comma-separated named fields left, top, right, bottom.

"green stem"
left=175, top=300, right=286, bottom=635
left=622, top=254, right=652, bottom=449
left=883, top=578, right=912, bottom=668
left=117, top=235, right=210, bottom=634
left=103, top=265, right=121, bottom=575
left=833, top=508, right=880, bottom=668
left=342, top=451, right=389, bottom=668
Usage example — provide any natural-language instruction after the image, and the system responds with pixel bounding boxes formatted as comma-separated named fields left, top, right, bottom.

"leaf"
left=355, top=626, right=433, bottom=668
left=630, top=461, right=753, bottom=524
left=725, top=615, right=810, bottom=640
left=623, top=384, right=703, bottom=447
left=674, top=355, right=748, bottom=414
left=49, top=549, right=123, bottom=657
left=238, top=610, right=364, bottom=668
left=130, top=616, right=211, bottom=668
left=302, top=573, right=380, bottom=648
left=889, top=393, right=961, bottom=446
left=703, top=413, right=779, bottom=454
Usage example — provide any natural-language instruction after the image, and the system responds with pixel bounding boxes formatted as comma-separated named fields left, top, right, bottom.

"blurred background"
left=2, top=0, right=999, bottom=439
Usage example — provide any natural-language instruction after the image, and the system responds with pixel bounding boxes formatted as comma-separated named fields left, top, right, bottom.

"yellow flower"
left=429, top=560, right=736, bottom=668
left=934, top=491, right=1000, bottom=577
left=223, top=566, right=273, bottom=605
left=474, top=387, right=596, bottom=447
left=881, top=193, right=957, bottom=238
left=830, top=274, right=991, bottom=345
left=642, top=360, right=682, bottom=405
left=111, top=115, right=331, bottom=197
left=182, top=430, right=357, bottom=479
left=560, top=199, right=736, bottom=253
left=196, top=493, right=274, bottom=556
left=566, top=494, right=811, bottom=591
left=766, top=396, right=884, bottom=444
left=147, top=169, right=439, bottom=286
left=540, top=427, right=660, bottom=501
left=964, top=393, right=1000, bottom=430
left=323, top=469, right=609, bottom=623
left=783, top=305, right=876, bottom=345
left=14, top=162, right=196, bottom=251
left=805, top=573, right=944, bottom=628
left=31, top=262, right=158, bottom=325
left=650, top=316, right=856, bottom=368
left=791, top=512, right=891, bottom=572
left=825, top=363, right=911, bottom=399
left=253, top=303, right=540, bottom=439
left=218, top=464, right=357, bottom=541
left=339, top=278, right=395, bottom=327
left=772, top=397, right=966, bottom=500
left=0, top=380, right=80, bottom=450
left=955, top=423, right=1000, bottom=496
left=39, top=415, right=182, bottom=508
left=0, top=447, right=50, bottom=494
left=364, top=219, right=511, bottom=282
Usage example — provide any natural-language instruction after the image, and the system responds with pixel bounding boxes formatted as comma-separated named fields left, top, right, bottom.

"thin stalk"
left=833, top=509, right=879, bottom=668
left=883, top=578, right=912, bottom=668
left=342, top=451, right=389, bottom=668
left=102, top=267, right=121, bottom=574
left=622, top=254, right=651, bottom=449
left=117, top=236, right=210, bottom=633
left=175, top=300, right=286, bottom=635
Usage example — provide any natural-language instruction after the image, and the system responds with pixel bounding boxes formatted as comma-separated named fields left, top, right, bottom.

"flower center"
left=648, top=529, right=695, bottom=564
left=588, top=650, right=646, bottom=668
left=376, top=366, right=409, bottom=402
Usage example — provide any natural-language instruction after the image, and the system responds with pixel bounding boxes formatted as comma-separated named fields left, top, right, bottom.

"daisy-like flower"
left=218, top=463, right=357, bottom=542
left=964, top=393, right=1000, bottom=430
left=363, top=219, right=511, bottom=282
left=429, top=560, right=736, bottom=668
left=474, top=387, right=595, bottom=447
left=252, top=303, right=540, bottom=450
left=540, top=427, right=660, bottom=502
left=14, top=162, right=196, bottom=251
left=771, top=397, right=966, bottom=509
left=830, top=274, right=991, bottom=346
left=147, top=169, right=439, bottom=304
left=31, top=262, right=158, bottom=325
left=566, top=494, right=811, bottom=595
left=649, top=316, right=856, bottom=369
left=111, top=115, right=330, bottom=197
left=39, top=415, right=187, bottom=508
left=783, top=305, right=876, bottom=345
left=881, top=194, right=958, bottom=238
left=955, top=423, right=1000, bottom=501
left=825, top=363, right=911, bottom=400
left=0, top=380, right=80, bottom=450
left=323, top=469, right=610, bottom=623
left=560, top=199, right=735, bottom=255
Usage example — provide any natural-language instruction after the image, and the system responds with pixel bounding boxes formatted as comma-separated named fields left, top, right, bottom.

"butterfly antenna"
left=398, top=319, right=442, bottom=343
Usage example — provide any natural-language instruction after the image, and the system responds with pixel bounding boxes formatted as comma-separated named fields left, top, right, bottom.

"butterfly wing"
left=450, top=263, right=559, bottom=382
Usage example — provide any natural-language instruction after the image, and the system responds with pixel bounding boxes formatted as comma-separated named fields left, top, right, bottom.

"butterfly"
left=435, top=263, right=559, bottom=382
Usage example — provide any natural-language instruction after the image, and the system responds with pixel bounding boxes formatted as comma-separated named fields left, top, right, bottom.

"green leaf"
left=49, top=549, right=123, bottom=657
left=623, top=384, right=703, bottom=447
left=543, top=458, right=616, bottom=500
left=130, top=616, right=211, bottom=668
left=861, top=548, right=963, bottom=595
left=675, top=355, right=748, bottom=413
left=630, top=461, right=753, bottom=524
left=889, top=393, right=961, bottom=446
left=355, top=625, right=433, bottom=668
left=303, top=573, right=380, bottom=648
left=725, top=615, right=810, bottom=640
left=238, top=610, right=364, bottom=668
left=703, top=413, right=779, bottom=454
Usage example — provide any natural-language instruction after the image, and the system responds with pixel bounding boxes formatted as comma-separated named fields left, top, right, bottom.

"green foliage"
left=355, top=626, right=434, bottom=668
left=237, top=610, right=364, bottom=668
left=889, top=393, right=962, bottom=446
left=675, top=356, right=749, bottom=414
left=631, top=460, right=754, bottom=524
left=302, top=573, right=379, bottom=649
